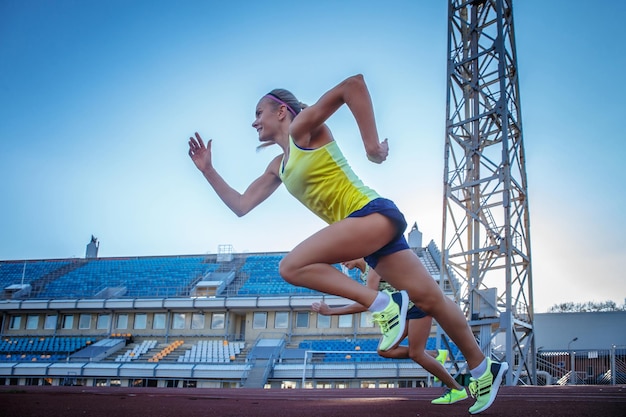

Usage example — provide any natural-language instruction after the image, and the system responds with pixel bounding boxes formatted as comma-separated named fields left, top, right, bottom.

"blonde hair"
left=256, top=89, right=307, bottom=152
left=265, top=88, right=305, bottom=117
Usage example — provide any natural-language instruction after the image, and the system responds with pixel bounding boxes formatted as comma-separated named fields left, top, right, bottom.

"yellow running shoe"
left=468, top=359, right=508, bottom=414
left=431, top=388, right=468, bottom=404
left=434, top=349, right=449, bottom=382
left=436, top=349, right=449, bottom=365
left=372, top=290, right=408, bottom=351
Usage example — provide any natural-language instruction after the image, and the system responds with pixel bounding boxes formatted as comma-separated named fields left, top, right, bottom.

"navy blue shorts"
left=406, top=305, right=428, bottom=320
left=347, top=198, right=409, bottom=268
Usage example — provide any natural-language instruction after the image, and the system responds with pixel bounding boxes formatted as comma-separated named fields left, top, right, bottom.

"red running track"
left=1, top=385, right=625, bottom=417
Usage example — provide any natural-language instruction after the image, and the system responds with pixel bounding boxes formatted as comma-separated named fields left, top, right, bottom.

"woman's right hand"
left=188, top=132, right=213, bottom=173
left=366, top=138, right=389, bottom=164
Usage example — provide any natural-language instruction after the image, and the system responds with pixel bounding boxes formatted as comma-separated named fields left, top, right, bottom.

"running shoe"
left=435, top=349, right=449, bottom=365
left=372, top=290, right=408, bottom=351
left=431, top=388, right=468, bottom=404
left=434, top=349, right=449, bottom=382
left=468, top=359, right=509, bottom=414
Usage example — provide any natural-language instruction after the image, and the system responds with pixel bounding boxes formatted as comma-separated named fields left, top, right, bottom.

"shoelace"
left=468, top=380, right=478, bottom=398
left=372, top=314, right=390, bottom=332
left=440, top=388, right=452, bottom=399
left=469, top=374, right=491, bottom=399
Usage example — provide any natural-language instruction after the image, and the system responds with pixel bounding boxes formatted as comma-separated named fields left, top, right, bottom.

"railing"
left=537, top=345, right=626, bottom=385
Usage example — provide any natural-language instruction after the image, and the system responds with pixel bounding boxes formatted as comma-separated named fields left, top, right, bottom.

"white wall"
left=534, top=311, right=626, bottom=351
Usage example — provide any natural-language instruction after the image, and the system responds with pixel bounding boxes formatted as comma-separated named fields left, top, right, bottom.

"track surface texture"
left=1, top=385, right=625, bottom=417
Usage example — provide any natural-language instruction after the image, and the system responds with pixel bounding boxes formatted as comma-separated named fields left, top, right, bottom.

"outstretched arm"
left=312, top=300, right=367, bottom=316
left=289, top=74, right=389, bottom=163
left=188, top=132, right=282, bottom=217
left=311, top=259, right=383, bottom=316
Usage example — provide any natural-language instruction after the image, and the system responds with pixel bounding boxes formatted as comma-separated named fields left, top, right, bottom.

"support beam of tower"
left=441, top=0, right=535, bottom=385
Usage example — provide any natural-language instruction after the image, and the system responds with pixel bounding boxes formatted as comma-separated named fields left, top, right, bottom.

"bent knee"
left=278, top=256, right=302, bottom=285
left=411, top=291, right=446, bottom=315
left=409, top=350, right=429, bottom=363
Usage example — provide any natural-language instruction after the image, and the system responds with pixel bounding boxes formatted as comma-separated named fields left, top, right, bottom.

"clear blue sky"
left=1, top=0, right=624, bottom=312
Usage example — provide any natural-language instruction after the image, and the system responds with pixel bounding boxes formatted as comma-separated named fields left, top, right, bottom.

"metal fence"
left=536, top=345, right=626, bottom=385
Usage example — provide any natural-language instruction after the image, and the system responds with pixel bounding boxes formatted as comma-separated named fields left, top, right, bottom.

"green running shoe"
left=435, top=349, right=449, bottom=365
left=434, top=349, right=449, bottom=382
left=431, top=388, right=468, bottom=404
left=468, top=359, right=509, bottom=414
left=372, top=290, right=408, bottom=351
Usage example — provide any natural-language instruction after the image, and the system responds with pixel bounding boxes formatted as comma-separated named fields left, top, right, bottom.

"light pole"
left=568, top=337, right=578, bottom=385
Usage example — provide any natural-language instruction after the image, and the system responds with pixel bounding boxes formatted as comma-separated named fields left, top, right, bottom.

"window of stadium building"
left=116, top=314, right=128, bottom=330
left=0, top=377, right=18, bottom=387
left=338, top=314, right=352, bottom=328
left=134, top=313, right=147, bottom=330
left=191, top=313, right=205, bottom=330
left=165, top=379, right=180, bottom=388
left=360, top=312, right=374, bottom=328
left=274, top=312, right=289, bottom=329
left=211, top=313, right=225, bottom=329
left=25, top=378, right=41, bottom=386
left=317, top=314, right=330, bottom=329
left=296, top=312, right=309, bottom=328
left=97, top=314, right=110, bottom=330
left=153, top=313, right=166, bottom=330
left=44, top=315, right=57, bottom=330
left=172, top=313, right=186, bottom=330
left=26, top=315, right=39, bottom=330
left=281, top=381, right=298, bottom=389
left=130, top=378, right=158, bottom=388
left=94, top=379, right=108, bottom=387
left=253, top=312, right=267, bottom=329
left=9, top=315, right=21, bottom=330
left=79, top=314, right=92, bottom=330
left=62, top=315, right=73, bottom=330
left=62, top=377, right=85, bottom=386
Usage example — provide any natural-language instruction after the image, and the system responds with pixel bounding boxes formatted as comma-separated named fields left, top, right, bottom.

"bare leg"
left=279, top=214, right=397, bottom=308
left=377, top=327, right=410, bottom=358
left=406, top=317, right=463, bottom=390
left=279, top=212, right=485, bottom=370
left=374, top=250, right=486, bottom=370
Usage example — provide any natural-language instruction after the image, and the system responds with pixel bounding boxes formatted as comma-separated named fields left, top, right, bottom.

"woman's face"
left=252, top=98, right=280, bottom=142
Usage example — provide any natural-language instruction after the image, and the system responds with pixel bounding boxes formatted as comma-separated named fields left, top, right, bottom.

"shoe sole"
left=431, top=394, right=468, bottom=405
left=469, top=361, right=509, bottom=414
left=448, top=394, right=468, bottom=404
left=379, top=290, right=408, bottom=351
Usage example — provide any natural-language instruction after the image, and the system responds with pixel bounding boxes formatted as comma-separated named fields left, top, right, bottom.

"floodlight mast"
left=441, top=0, right=535, bottom=386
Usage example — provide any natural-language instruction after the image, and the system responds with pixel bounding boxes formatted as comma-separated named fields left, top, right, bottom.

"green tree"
left=548, top=300, right=626, bottom=313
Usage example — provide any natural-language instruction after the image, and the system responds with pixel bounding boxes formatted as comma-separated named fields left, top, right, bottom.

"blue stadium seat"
left=297, top=337, right=464, bottom=363
left=35, top=256, right=216, bottom=298
left=0, top=260, right=71, bottom=290
left=0, top=337, right=97, bottom=362
left=238, top=255, right=362, bottom=296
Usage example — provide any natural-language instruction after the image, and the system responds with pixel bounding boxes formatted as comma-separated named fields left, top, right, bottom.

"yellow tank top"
left=279, top=137, right=380, bottom=224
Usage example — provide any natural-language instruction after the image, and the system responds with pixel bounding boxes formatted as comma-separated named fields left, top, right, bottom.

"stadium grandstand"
left=1, top=226, right=624, bottom=389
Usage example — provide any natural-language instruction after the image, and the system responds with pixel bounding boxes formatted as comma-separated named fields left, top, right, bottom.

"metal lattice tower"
left=441, top=0, right=535, bottom=385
